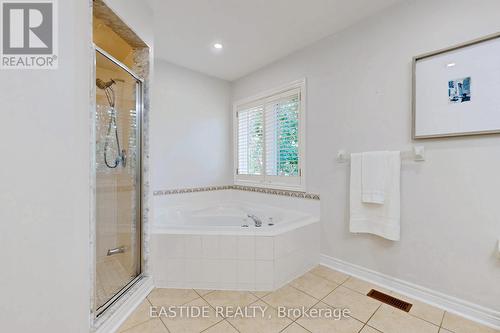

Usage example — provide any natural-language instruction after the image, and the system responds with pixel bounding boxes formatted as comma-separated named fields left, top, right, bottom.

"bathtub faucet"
left=247, top=214, right=262, bottom=227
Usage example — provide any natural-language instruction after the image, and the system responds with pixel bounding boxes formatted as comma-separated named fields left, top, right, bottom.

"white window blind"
left=237, top=106, right=264, bottom=175
left=265, top=94, right=300, bottom=177
left=235, top=83, right=305, bottom=190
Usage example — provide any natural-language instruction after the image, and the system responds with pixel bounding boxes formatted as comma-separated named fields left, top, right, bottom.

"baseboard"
left=320, top=254, right=500, bottom=330
left=93, top=276, right=154, bottom=333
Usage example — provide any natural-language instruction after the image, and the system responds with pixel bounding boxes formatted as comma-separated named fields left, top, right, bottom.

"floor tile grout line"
left=124, top=271, right=476, bottom=333
left=259, top=292, right=322, bottom=323
left=148, top=289, right=200, bottom=307
left=276, top=284, right=326, bottom=322
left=199, top=318, right=232, bottom=333
left=151, top=289, right=221, bottom=333
left=249, top=291, right=271, bottom=300
left=194, top=289, right=216, bottom=298
left=316, top=280, right=345, bottom=302
left=321, top=278, right=383, bottom=325
left=146, top=292, right=170, bottom=333
left=288, top=285, right=324, bottom=302
left=439, top=311, right=446, bottom=328
left=382, top=291, right=447, bottom=327
left=196, top=290, right=251, bottom=333
left=286, top=293, right=366, bottom=332
left=357, top=324, right=367, bottom=333
left=117, top=297, right=157, bottom=333
left=287, top=281, right=342, bottom=304
left=363, top=323, right=385, bottom=333
left=146, top=272, right=448, bottom=333
left=259, top=297, right=301, bottom=323
left=293, top=321, right=313, bottom=333
left=224, top=319, right=241, bottom=333
left=364, top=305, right=441, bottom=333
left=278, top=321, right=295, bottom=332
left=283, top=280, right=369, bottom=324
left=406, top=311, right=443, bottom=328
left=308, top=269, right=350, bottom=286
left=364, top=303, right=383, bottom=329
left=196, top=289, right=252, bottom=331
left=147, top=296, right=172, bottom=333
left=290, top=298, right=323, bottom=324
left=336, top=278, right=446, bottom=328
left=338, top=280, right=371, bottom=296
left=186, top=290, right=233, bottom=333
left=340, top=286, right=444, bottom=331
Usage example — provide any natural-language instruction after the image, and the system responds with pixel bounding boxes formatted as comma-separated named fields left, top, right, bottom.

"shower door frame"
left=92, top=45, right=145, bottom=318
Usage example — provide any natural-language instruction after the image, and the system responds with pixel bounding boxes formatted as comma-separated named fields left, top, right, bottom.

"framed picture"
left=412, top=33, right=500, bottom=139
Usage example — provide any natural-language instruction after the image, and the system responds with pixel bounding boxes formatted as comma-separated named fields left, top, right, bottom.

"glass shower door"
left=94, top=49, right=142, bottom=314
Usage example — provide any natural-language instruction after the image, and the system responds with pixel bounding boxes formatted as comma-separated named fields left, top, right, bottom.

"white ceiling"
left=147, top=0, right=403, bottom=81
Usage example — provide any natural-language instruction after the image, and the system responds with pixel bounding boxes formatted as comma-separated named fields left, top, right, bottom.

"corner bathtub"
left=151, top=201, right=320, bottom=291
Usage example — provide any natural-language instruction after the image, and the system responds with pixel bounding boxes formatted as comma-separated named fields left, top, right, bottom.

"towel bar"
left=337, top=146, right=425, bottom=163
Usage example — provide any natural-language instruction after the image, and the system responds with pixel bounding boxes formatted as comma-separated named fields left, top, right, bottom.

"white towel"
left=362, top=151, right=389, bottom=204
left=350, top=152, right=401, bottom=241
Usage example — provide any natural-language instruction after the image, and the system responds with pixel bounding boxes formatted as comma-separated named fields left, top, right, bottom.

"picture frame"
left=412, top=32, right=500, bottom=139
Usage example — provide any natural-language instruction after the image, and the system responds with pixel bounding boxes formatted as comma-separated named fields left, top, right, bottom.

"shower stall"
left=93, top=47, right=144, bottom=316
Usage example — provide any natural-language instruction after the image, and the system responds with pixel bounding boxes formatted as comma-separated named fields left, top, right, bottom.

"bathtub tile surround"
left=153, top=185, right=320, bottom=200
left=118, top=265, right=499, bottom=333
left=151, top=222, right=320, bottom=291
left=151, top=189, right=320, bottom=291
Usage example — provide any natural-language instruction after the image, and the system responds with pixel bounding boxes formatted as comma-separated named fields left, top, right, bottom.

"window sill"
left=234, top=179, right=305, bottom=192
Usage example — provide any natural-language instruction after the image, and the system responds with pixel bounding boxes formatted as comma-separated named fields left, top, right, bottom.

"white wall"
left=0, top=1, right=91, bottom=332
left=232, top=0, right=500, bottom=312
left=151, top=60, right=232, bottom=190
left=0, top=1, right=154, bottom=332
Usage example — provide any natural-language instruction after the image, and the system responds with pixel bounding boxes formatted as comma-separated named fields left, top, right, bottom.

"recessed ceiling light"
left=446, top=62, right=456, bottom=67
left=213, top=43, right=223, bottom=50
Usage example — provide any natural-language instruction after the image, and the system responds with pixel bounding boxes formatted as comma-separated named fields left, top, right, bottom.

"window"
left=234, top=79, right=305, bottom=190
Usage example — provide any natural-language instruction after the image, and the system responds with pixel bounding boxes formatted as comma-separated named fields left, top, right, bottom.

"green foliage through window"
left=274, top=98, right=299, bottom=176
left=237, top=91, right=301, bottom=180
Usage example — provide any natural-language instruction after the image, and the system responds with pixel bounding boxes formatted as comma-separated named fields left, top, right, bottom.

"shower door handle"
left=107, top=246, right=126, bottom=256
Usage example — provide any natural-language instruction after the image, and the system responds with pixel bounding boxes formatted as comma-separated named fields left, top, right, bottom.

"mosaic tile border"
left=153, top=185, right=232, bottom=196
left=153, top=185, right=320, bottom=200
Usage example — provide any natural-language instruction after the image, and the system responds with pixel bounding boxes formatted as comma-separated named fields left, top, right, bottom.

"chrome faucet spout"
left=247, top=214, right=262, bottom=227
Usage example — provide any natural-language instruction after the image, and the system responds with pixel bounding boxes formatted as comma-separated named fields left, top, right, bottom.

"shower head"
left=96, top=78, right=116, bottom=90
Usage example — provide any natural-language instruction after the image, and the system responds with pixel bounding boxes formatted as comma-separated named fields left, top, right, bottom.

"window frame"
left=233, top=78, right=306, bottom=191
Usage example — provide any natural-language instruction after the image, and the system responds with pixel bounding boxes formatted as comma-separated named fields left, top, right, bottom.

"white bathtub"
left=154, top=201, right=317, bottom=236
left=151, top=192, right=320, bottom=291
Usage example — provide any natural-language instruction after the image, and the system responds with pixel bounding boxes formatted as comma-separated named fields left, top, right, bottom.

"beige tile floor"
left=96, top=256, right=135, bottom=310
left=117, top=265, right=499, bottom=333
